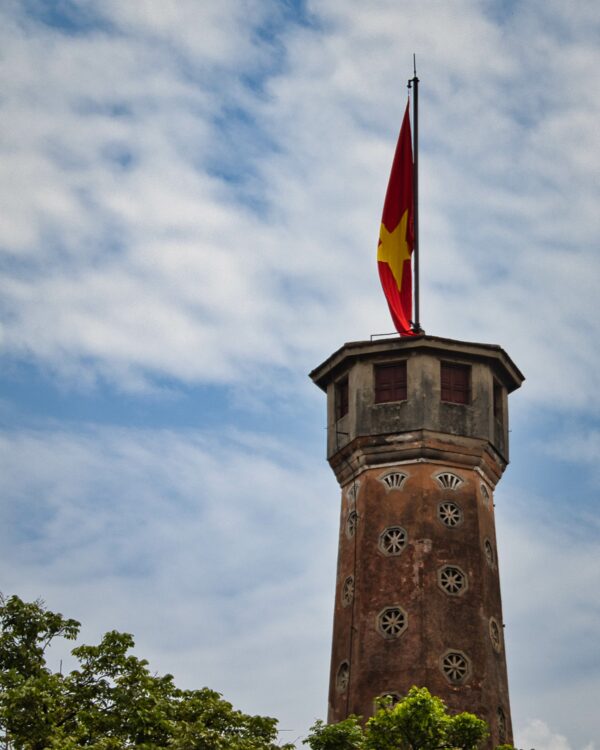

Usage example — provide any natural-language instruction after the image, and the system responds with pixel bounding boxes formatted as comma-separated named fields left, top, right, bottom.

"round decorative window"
left=375, top=692, right=400, bottom=710
left=438, top=565, right=467, bottom=596
left=483, top=538, right=495, bottom=567
left=497, top=707, right=507, bottom=744
left=438, top=501, right=463, bottom=528
left=377, top=606, right=408, bottom=638
left=336, top=661, right=349, bottom=693
left=489, top=617, right=502, bottom=653
left=435, top=472, right=463, bottom=490
left=379, top=472, right=407, bottom=491
left=341, top=576, right=354, bottom=607
left=378, top=526, right=407, bottom=556
left=346, top=482, right=360, bottom=506
left=480, top=482, right=491, bottom=507
left=440, top=650, right=470, bottom=684
left=346, top=511, right=358, bottom=539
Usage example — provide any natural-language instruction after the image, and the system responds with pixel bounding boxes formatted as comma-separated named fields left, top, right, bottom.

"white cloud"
left=0, top=423, right=339, bottom=735
left=0, top=3, right=599, bottom=748
left=0, top=0, right=598, bottom=410
left=1, top=422, right=599, bottom=746
left=497, top=487, right=600, bottom=750
left=540, top=429, right=600, bottom=485
left=517, top=718, right=595, bottom=750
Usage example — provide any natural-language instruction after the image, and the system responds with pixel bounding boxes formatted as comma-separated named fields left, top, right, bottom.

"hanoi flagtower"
left=309, top=70, right=524, bottom=748
left=310, top=335, right=524, bottom=747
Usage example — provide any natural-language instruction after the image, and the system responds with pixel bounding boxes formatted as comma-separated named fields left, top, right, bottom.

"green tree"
left=0, top=594, right=292, bottom=750
left=306, top=717, right=364, bottom=750
left=305, top=687, right=490, bottom=750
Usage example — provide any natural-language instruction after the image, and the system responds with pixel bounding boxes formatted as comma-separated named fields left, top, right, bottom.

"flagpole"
left=409, top=55, right=421, bottom=333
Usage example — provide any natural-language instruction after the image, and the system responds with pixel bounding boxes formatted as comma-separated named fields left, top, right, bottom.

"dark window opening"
left=493, top=381, right=503, bottom=421
left=441, top=362, right=470, bottom=404
left=335, top=378, right=349, bottom=420
left=375, top=362, right=407, bottom=403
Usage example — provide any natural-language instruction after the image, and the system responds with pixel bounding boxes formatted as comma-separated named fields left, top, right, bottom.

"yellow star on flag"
left=377, top=210, right=411, bottom=290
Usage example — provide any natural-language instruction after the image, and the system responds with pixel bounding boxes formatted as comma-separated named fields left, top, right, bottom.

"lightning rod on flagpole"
left=408, top=54, right=421, bottom=333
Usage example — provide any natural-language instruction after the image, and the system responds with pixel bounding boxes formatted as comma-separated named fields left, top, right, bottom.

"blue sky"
left=1, top=1, right=599, bottom=748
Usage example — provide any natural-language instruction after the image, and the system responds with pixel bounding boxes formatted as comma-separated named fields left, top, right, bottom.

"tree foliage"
left=305, top=687, right=492, bottom=750
left=0, top=594, right=292, bottom=750
left=0, top=594, right=524, bottom=750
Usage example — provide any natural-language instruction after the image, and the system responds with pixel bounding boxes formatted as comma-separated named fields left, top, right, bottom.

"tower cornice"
left=329, top=429, right=506, bottom=488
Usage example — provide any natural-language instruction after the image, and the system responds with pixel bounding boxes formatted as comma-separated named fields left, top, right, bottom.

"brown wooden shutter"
left=441, top=362, right=470, bottom=404
left=336, top=378, right=349, bottom=419
left=375, top=363, right=407, bottom=403
left=493, top=381, right=503, bottom=419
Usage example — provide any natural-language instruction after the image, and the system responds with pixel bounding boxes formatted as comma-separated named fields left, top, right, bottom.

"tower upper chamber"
left=310, top=335, right=524, bottom=748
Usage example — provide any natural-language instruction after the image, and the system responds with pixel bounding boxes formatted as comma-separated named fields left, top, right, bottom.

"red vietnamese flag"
left=377, top=102, right=415, bottom=336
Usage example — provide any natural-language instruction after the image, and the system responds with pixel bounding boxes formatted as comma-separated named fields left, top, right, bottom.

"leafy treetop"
left=0, top=594, right=526, bottom=750
left=0, top=593, right=293, bottom=750
left=304, top=687, right=517, bottom=750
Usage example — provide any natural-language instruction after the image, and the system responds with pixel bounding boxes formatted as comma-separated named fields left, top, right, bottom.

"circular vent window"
left=438, top=565, right=467, bottom=596
left=345, top=511, right=358, bottom=539
left=336, top=661, right=349, bottom=693
left=378, top=526, right=407, bottom=556
left=489, top=617, right=502, bottom=652
left=497, top=707, right=507, bottom=744
left=341, top=576, right=354, bottom=607
left=346, top=482, right=360, bottom=506
left=377, top=606, right=408, bottom=638
left=480, top=483, right=491, bottom=507
left=440, top=650, right=470, bottom=684
left=375, top=692, right=401, bottom=711
left=438, top=501, right=463, bottom=528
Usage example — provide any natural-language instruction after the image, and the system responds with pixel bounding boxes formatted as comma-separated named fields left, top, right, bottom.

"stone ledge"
left=328, top=429, right=505, bottom=486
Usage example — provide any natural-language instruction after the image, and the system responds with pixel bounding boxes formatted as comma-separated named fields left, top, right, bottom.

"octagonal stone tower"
left=310, top=335, right=524, bottom=748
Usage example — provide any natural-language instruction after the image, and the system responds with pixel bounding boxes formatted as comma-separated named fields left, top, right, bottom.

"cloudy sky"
left=1, top=1, right=599, bottom=748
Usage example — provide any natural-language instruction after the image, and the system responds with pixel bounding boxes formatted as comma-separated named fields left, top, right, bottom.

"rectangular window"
left=493, top=381, right=503, bottom=420
left=335, top=378, right=349, bottom=420
left=375, top=362, right=407, bottom=404
left=441, top=362, right=470, bottom=404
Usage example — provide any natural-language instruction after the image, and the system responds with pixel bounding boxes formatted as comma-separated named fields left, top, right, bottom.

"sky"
left=0, top=1, right=599, bottom=748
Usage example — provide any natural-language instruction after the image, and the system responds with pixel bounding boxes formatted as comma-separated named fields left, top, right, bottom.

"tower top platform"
left=310, top=334, right=524, bottom=479
left=310, top=335, right=524, bottom=394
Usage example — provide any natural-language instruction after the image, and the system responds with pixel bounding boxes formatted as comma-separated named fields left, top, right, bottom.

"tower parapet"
left=310, top=335, right=524, bottom=748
